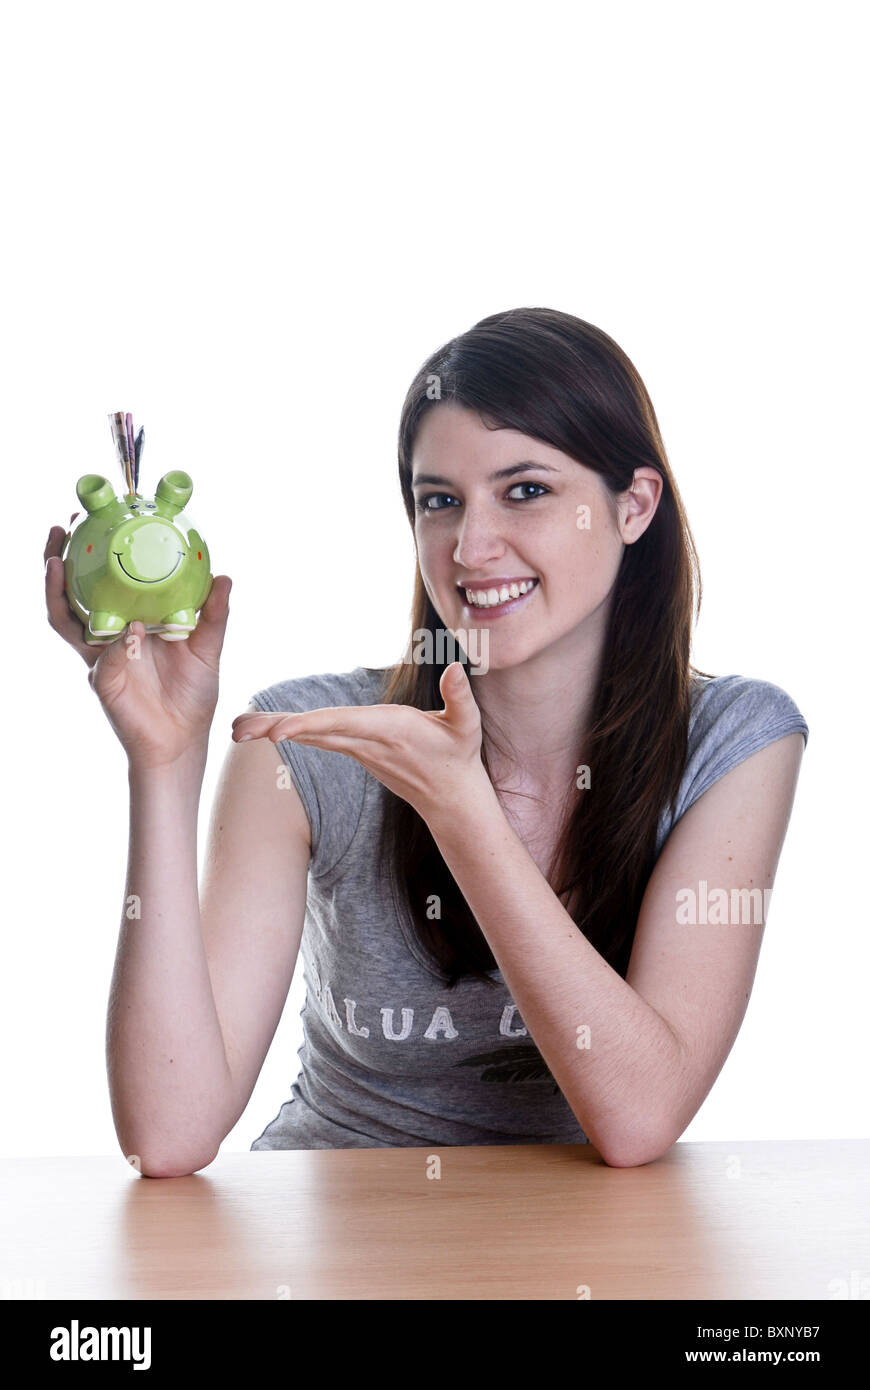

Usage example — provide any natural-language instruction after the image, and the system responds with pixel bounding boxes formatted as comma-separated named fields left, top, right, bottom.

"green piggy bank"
left=61, top=471, right=213, bottom=645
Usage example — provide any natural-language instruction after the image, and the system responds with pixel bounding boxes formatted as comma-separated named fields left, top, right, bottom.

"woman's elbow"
left=119, top=1143, right=219, bottom=1178
left=597, top=1126, right=679, bottom=1168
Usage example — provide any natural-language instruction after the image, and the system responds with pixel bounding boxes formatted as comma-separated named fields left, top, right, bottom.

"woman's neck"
left=475, top=645, right=602, bottom=801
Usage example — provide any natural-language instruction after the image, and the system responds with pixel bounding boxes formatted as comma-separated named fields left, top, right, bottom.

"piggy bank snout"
left=113, top=519, right=185, bottom=584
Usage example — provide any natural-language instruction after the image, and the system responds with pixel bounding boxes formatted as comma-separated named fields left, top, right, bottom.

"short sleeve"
left=656, top=674, right=809, bottom=854
left=249, top=667, right=384, bottom=879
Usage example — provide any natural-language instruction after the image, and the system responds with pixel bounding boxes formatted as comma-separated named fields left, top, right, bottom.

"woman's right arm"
left=45, top=519, right=311, bottom=1177
left=109, top=718, right=312, bottom=1178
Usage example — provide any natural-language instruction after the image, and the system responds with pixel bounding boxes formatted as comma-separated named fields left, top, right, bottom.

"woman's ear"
left=618, top=467, right=663, bottom=544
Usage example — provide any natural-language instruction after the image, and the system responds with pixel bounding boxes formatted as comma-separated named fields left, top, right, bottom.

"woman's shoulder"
left=245, top=666, right=390, bottom=881
left=688, top=670, right=809, bottom=752
left=249, top=664, right=388, bottom=715
left=682, top=667, right=809, bottom=795
left=656, top=671, right=809, bottom=854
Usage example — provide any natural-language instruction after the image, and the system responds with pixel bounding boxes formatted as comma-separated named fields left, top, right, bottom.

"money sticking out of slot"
left=109, top=411, right=140, bottom=497
left=134, top=426, right=144, bottom=490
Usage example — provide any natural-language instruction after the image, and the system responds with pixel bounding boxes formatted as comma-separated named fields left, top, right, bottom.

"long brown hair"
left=372, top=307, right=710, bottom=988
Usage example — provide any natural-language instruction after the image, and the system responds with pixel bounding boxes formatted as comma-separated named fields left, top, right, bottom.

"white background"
left=2, top=0, right=866, bottom=1157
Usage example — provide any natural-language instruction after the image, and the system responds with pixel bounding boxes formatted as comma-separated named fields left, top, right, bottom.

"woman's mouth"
left=456, top=577, right=539, bottom=618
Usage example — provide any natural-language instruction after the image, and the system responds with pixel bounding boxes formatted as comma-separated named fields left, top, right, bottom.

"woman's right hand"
left=45, top=515, right=233, bottom=771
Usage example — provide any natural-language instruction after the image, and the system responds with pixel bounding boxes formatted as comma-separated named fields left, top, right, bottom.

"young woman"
left=45, top=308, right=807, bottom=1172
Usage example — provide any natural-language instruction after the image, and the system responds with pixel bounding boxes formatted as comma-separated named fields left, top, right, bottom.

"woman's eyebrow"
left=411, top=460, right=562, bottom=488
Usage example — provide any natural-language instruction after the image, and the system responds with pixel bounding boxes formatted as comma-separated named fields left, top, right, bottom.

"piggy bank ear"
left=76, top=474, right=118, bottom=513
left=155, top=470, right=193, bottom=516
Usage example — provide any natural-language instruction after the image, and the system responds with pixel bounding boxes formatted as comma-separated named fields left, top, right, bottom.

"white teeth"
left=463, top=579, right=536, bottom=608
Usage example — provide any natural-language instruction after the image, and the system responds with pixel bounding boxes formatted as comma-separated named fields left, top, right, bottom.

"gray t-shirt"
left=248, top=667, right=809, bottom=1151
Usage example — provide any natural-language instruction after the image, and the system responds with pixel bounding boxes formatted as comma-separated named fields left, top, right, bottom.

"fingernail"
left=238, top=733, right=253, bottom=741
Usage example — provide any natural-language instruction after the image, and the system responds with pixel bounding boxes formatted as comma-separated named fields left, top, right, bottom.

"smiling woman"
left=383, top=310, right=711, bottom=983
left=229, top=308, right=808, bottom=1167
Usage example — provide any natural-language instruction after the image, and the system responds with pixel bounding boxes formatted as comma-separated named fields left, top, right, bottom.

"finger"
left=438, top=660, right=480, bottom=731
left=231, top=710, right=361, bottom=742
left=44, top=553, right=101, bottom=665
left=231, top=716, right=393, bottom=764
left=186, top=574, right=232, bottom=668
left=44, top=523, right=70, bottom=564
left=231, top=705, right=401, bottom=744
left=268, top=730, right=371, bottom=757
left=231, top=710, right=299, bottom=734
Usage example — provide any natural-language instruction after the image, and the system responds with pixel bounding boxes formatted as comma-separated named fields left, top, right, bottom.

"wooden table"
left=2, top=1139, right=868, bottom=1300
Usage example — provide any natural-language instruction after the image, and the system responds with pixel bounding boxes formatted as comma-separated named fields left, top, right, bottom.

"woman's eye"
left=416, top=483, right=549, bottom=513
left=416, top=493, right=458, bottom=513
left=507, top=482, right=549, bottom=501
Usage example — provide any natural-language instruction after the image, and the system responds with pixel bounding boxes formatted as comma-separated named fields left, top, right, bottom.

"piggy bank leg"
left=156, top=607, right=196, bottom=641
left=87, top=611, right=128, bottom=643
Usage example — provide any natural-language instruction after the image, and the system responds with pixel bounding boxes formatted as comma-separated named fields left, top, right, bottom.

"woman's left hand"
left=231, top=661, right=489, bottom=824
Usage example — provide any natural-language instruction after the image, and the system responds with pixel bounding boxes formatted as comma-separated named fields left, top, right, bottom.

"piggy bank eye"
left=86, top=543, right=93, bottom=554
left=197, top=550, right=202, bottom=560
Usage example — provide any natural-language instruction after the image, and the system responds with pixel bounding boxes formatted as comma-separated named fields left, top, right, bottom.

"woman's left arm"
left=232, top=664, right=805, bottom=1168
left=425, top=730, right=805, bottom=1167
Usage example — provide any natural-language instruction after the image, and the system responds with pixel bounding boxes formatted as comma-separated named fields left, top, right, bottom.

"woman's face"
left=410, top=402, right=660, bottom=673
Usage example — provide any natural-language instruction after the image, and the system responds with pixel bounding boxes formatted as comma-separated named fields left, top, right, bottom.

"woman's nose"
left=452, top=507, right=506, bottom=569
